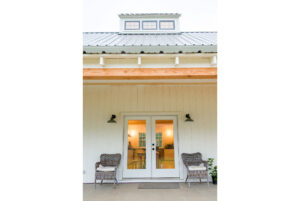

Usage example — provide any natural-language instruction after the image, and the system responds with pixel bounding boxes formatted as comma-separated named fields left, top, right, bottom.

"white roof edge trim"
left=119, top=13, right=181, bottom=17
left=83, top=45, right=217, bottom=54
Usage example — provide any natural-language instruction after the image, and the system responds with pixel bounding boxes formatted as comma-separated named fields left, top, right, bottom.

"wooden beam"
left=83, top=82, right=217, bottom=86
left=83, top=68, right=217, bottom=80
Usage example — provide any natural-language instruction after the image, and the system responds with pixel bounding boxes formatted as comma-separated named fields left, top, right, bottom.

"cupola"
left=119, top=13, right=181, bottom=34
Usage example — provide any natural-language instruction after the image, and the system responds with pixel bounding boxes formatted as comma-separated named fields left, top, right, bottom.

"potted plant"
left=211, top=166, right=217, bottom=184
left=208, top=158, right=217, bottom=184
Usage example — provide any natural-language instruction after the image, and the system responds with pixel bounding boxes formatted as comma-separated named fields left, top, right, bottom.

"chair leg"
left=185, top=175, right=189, bottom=183
left=186, top=175, right=191, bottom=187
left=207, top=174, right=210, bottom=187
left=200, top=178, right=202, bottom=184
left=94, top=176, right=97, bottom=189
left=101, top=179, right=103, bottom=185
left=114, top=179, right=118, bottom=188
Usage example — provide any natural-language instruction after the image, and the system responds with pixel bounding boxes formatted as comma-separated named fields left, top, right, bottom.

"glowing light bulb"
left=166, top=130, right=172, bottom=136
left=131, top=130, right=136, bottom=136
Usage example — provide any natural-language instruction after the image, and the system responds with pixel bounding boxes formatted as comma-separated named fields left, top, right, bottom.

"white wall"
left=83, top=84, right=217, bottom=183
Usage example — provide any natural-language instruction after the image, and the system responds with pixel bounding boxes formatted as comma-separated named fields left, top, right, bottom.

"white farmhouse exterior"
left=83, top=13, right=217, bottom=183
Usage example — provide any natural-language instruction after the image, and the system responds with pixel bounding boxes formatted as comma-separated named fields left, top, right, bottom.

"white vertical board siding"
left=83, top=84, right=217, bottom=183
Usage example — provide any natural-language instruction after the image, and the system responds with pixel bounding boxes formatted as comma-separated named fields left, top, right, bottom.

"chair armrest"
left=95, top=162, right=101, bottom=171
left=112, top=165, right=118, bottom=171
left=202, top=161, right=208, bottom=169
left=181, top=161, right=188, bottom=169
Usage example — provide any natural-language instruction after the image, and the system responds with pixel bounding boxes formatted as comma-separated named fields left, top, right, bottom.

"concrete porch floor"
left=83, top=183, right=217, bottom=201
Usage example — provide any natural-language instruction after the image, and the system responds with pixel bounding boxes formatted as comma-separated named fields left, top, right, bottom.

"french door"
left=123, top=115, right=179, bottom=178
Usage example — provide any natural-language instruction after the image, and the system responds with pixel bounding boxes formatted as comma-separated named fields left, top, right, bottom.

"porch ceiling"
left=83, top=68, right=217, bottom=80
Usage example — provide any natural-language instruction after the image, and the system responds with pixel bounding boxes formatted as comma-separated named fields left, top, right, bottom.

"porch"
left=83, top=84, right=217, bottom=182
left=83, top=183, right=217, bottom=201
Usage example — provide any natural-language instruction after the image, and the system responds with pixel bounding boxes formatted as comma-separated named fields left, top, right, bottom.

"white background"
left=83, top=0, right=217, bottom=31
left=1, top=0, right=300, bottom=201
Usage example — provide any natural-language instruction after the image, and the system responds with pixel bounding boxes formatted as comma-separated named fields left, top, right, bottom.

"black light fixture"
left=107, top=115, right=117, bottom=123
left=185, top=114, right=194, bottom=122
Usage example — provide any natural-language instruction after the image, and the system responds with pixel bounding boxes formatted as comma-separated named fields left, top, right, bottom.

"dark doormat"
left=138, top=182, right=180, bottom=189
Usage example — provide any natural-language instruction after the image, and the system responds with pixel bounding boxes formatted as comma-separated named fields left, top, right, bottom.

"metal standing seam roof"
left=83, top=32, right=217, bottom=54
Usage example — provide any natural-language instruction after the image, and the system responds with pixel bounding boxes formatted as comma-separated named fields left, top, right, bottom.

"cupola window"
left=125, top=21, right=140, bottom=30
left=142, top=21, right=157, bottom=30
left=119, top=14, right=180, bottom=33
left=159, top=20, right=175, bottom=30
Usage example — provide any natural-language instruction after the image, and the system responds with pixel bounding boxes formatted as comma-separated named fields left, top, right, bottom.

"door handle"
left=152, top=143, right=155, bottom=146
left=152, top=148, right=155, bottom=150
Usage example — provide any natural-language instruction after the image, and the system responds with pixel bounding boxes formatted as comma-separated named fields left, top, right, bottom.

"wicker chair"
left=95, top=153, right=121, bottom=188
left=182, top=152, right=209, bottom=187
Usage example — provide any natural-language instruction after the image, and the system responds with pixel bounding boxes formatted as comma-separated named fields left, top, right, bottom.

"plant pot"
left=212, top=176, right=217, bottom=184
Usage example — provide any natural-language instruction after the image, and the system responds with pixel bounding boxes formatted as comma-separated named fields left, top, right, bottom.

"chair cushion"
left=188, top=164, right=206, bottom=171
left=97, top=165, right=115, bottom=172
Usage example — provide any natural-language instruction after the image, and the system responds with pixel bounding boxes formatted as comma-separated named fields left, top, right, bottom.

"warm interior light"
left=131, top=130, right=136, bottom=137
left=166, top=129, right=172, bottom=136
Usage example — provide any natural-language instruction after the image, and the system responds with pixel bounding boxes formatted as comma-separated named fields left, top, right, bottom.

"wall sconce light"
left=107, top=114, right=117, bottom=123
left=185, top=114, right=194, bottom=122
left=131, top=130, right=136, bottom=137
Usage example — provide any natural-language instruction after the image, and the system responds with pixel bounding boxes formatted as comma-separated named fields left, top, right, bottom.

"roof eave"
left=118, top=13, right=181, bottom=19
left=83, top=45, right=217, bottom=54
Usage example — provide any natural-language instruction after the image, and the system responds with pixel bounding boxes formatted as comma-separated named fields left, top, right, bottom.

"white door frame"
left=123, top=116, right=152, bottom=178
left=122, top=114, right=179, bottom=178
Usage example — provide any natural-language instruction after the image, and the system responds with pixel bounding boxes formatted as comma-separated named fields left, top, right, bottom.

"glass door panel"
left=127, top=120, right=146, bottom=169
left=151, top=116, right=179, bottom=178
left=123, top=115, right=179, bottom=178
left=155, top=120, right=175, bottom=169
left=123, top=116, right=151, bottom=178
